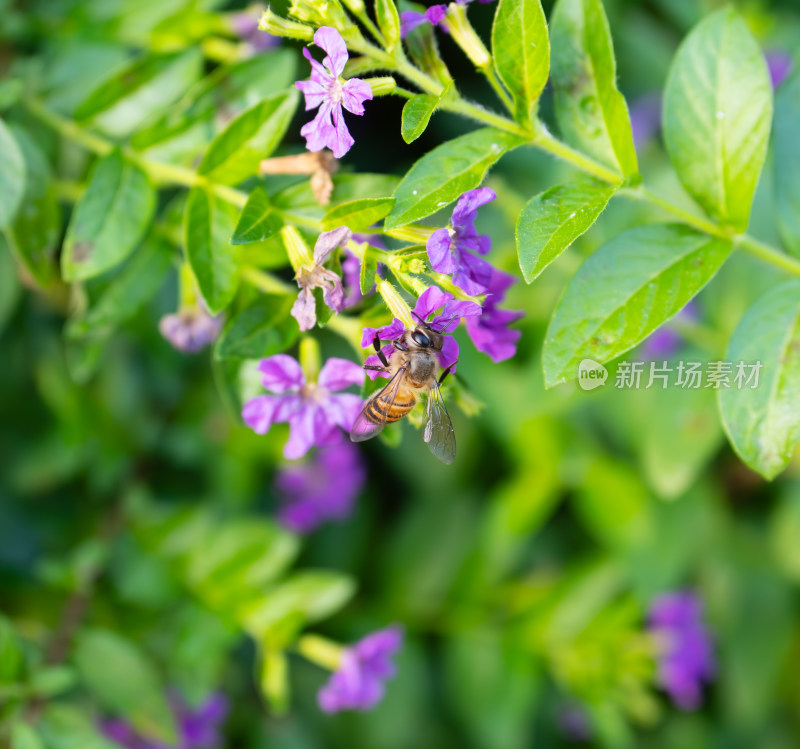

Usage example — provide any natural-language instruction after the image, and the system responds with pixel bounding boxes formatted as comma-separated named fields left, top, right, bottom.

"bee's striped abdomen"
left=365, top=391, right=417, bottom=424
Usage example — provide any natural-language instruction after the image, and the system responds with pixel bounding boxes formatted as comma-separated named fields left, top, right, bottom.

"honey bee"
left=350, top=316, right=457, bottom=464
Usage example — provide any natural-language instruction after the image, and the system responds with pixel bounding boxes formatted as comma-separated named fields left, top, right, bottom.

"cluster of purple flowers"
left=648, top=590, right=715, bottom=711
left=101, top=692, right=228, bottom=749
left=318, top=626, right=404, bottom=713
left=400, top=0, right=494, bottom=38
left=275, top=439, right=365, bottom=534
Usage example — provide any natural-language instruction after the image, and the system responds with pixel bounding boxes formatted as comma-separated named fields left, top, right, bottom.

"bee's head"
left=408, top=316, right=444, bottom=351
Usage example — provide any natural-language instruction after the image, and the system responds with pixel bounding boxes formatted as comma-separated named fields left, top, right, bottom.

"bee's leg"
left=371, top=334, right=390, bottom=368
left=392, top=339, right=409, bottom=352
left=438, top=362, right=457, bottom=385
left=364, top=365, right=390, bottom=373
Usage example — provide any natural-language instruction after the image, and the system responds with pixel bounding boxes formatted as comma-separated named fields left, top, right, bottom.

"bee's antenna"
left=438, top=314, right=460, bottom=334
left=412, top=311, right=434, bottom=330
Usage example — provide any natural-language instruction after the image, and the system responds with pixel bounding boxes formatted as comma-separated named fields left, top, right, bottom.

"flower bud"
left=289, top=0, right=347, bottom=28
left=376, top=279, right=414, bottom=329
left=281, top=226, right=314, bottom=273
left=365, top=76, right=396, bottom=97
left=258, top=8, right=313, bottom=40
left=443, top=3, right=491, bottom=69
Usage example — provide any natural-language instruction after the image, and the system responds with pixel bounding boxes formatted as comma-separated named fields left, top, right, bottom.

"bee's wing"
left=350, top=365, right=409, bottom=443
left=423, top=381, right=456, bottom=464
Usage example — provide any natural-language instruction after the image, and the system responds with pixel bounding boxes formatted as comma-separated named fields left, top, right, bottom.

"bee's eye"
left=411, top=330, right=431, bottom=347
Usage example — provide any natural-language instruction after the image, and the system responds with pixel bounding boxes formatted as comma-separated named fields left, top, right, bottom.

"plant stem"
left=482, top=65, right=514, bottom=113
left=241, top=267, right=296, bottom=295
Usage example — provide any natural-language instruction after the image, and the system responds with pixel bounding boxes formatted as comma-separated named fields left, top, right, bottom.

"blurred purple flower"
left=629, top=93, right=662, bottom=149
left=318, top=626, right=403, bottom=713
left=362, top=286, right=480, bottom=379
left=242, top=354, right=364, bottom=459
left=464, top=268, right=522, bottom=362
left=557, top=702, right=592, bottom=742
left=296, top=26, right=373, bottom=158
left=101, top=692, right=228, bottom=749
left=766, top=50, right=793, bottom=89
left=427, top=187, right=496, bottom=295
left=292, top=227, right=351, bottom=331
left=639, top=300, right=697, bottom=359
left=159, top=308, right=223, bottom=353
left=400, top=0, right=494, bottom=36
left=275, top=439, right=365, bottom=534
left=230, top=8, right=280, bottom=53
left=343, top=234, right=386, bottom=307
left=648, top=591, right=715, bottom=711
left=400, top=5, right=447, bottom=37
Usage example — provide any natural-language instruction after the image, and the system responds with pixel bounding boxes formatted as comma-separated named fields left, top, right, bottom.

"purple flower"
left=101, top=692, right=228, bottom=749
left=292, top=227, right=351, bottom=331
left=766, top=50, right=793, bottom=89
left=242, top=354, right=364, bottom=459
left=295, top=26, right=373, bottom=159
left=275, top=439, right=365, bottom=534
left=159, top=308, right=223, bottom=353
left=648, top=591, right=715, bottom=711
left=361, top=286, right=481, bottom=380
left=230, top=10, right=280, bottom=53
left=400, top=5, right=448, bottom=37
left=318, top=626, right=403, bottom=713
left=639, top=300, right=697, bottom=359
left=427, top=187, right=496, bottom=296
left=343, top=234, right=386, bottom=308
left=464, top=268, right=522, bottom=362
left=557, top=702, right=592, bottom=742
left=629, top=93, right=662, bottom=149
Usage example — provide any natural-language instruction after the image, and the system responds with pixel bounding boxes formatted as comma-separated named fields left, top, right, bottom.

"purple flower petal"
left=361, top=319, right=406, bottom=348
left=452, top=251, right=492, bottom=295
left=296, top=76, right=327, bottom=111
left=324, top=392, right=364, bottom=431
left=292, top=286, right=317, bottom=331
left=342, top=78, right=373, bottom=116
left=329, top=104, right=355, bottom=158
left=451, top=187, right=496, bottom=228
left=413, top=285, right=453, bottom=319
left=242, top=395, right=281, bottom=435
left=427, top=228, right=457, bottom=274
left=313, top=226, right=352, bottom=265
left=400, top=10, right=428, bottom=37
left=258, top=354, right=305, bottom=393
left=425, top=4, right=448, bottom=25
left=365, top=345, right=395, bottom=379
left=314, top=26, right=349, bottom=78
left=319, top=357, right=365, bottom=391
left=285, top=405, right=319, bottom=459
left=438, top=336, right=459, bottom=372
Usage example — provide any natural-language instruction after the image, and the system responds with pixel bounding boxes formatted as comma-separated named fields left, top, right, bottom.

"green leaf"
left=215, top=295, right=298, bottom=360
left=184, top=186, right=240, bottom=314
left=0, top=118, right=25, bottom=230
left=516, top=181, right=616, bottom=282
left=550, top=0, right=637, bottom=177
left=0, top=615, right=24, bottom=683
left=232, top=187, right=283, bottom=245
left=67, top=238, right=172, bottom=338
left=543, top=224, right=731, bottom=387
left=74, top=630, right=176, bottom=743
left=5, top=126, right=60, bottom=285
left=12, top=723, right=43, bottom=749
left=774, top=69, right=800, bottom=256
left=198, top=91, right=298, bottom=185
left=0, top=237, right=21, bottom=336
left=360, top=245, right=380, bottom=294
left=385, top=128, right=523, bottom=229
left=62, top=150, right=156, bottom=282
left=401, top=94, right=438, bottom=144
left=322, top=197, right=396, bottom=232
left=38, top=705, right=119, bottom=749
left=375, top=0, right=402, bottom=50
left=240, top=571, right=356, bottom=644
left=491, top=0, right=549, bottom=125
left=75, top=50, right=203, bottom=137
left=719, top=281, right=800, bottom=480
left=663, top=7, right=772, bottom=231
